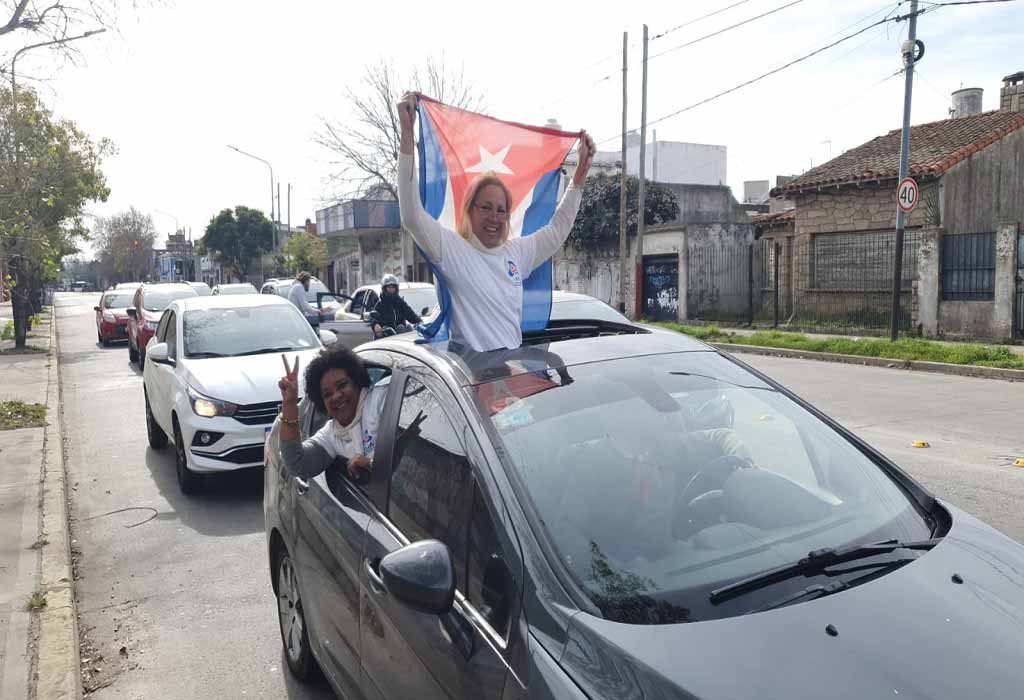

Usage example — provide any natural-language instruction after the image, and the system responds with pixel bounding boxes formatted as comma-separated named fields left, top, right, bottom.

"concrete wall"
left=664, top=183, right=751, bottom=225
left=686, top=224, right=755, bottom=319
left=940, top=129, right=1024, bottom=234
left=939, top=301, right=996, bottom=339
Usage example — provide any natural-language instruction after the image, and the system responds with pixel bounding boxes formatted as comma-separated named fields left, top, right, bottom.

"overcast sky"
left=17, top=0, right=1022, bottom=255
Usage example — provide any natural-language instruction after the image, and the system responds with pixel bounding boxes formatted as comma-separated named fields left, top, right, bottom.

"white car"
left=211, top=283, right=259, bottom=296
left=141, top=294, right=336, bottom=494
left=187, top=281, right=212, bottom=296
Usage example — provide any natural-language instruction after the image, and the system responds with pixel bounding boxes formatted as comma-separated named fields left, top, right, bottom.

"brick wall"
left=794, top=185, right=933, bottom=235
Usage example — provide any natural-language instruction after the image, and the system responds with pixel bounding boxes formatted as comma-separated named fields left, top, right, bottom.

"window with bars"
left=941, top=233, right=995, bottom=301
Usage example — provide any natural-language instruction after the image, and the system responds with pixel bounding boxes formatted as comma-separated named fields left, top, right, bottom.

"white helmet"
left=381, top=274, right=400, bottom=289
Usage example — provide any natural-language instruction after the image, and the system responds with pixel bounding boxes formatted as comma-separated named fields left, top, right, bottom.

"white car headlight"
left=187, top=386, right=237, bottom=418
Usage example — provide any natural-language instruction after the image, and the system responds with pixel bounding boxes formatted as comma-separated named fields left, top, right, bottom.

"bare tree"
left=314, top=56, right=485, bottom=202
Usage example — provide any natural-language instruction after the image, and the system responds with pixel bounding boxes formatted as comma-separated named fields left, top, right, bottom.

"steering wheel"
left=674, top=455, right=753, bottom=538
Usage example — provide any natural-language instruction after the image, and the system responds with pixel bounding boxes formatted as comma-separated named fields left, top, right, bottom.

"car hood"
left=558, top=503, right=1024, bottom=700
left=180, top=349, right=320, bottom=405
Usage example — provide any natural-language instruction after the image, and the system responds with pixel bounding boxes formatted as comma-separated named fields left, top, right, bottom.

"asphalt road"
left=56, top=292, right=1024, bottom=697
left=57, top=293, right=332, bottom=699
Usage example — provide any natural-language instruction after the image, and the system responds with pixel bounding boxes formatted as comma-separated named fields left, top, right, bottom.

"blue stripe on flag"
left=519, top=168, right=563, bottom=332
left=414, top=102, right=451, bottom=342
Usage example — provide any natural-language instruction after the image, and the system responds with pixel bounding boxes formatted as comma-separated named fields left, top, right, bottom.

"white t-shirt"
left=307, top=383, right=387, bottom=460
left=397, top=153, right=582, bottom=351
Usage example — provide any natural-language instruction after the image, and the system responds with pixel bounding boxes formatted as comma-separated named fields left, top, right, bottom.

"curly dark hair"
left=303, top=344, right=371, bottom=412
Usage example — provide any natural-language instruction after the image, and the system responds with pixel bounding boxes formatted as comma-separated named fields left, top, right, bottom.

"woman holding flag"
left=396, top=92, right=595, bottom=352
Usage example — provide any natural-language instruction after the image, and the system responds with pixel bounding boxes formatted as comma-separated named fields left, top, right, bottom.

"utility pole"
left=618, top=31, right=629, bottom=313
left=634, top=24, right=649, bottom=319
left=287, top=183, right=292, bottom=240
left=889, top=0, right=923, bottom=342
left=276, top=182, right=282, bottom=251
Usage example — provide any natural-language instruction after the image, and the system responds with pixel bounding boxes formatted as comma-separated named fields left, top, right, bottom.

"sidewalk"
left=0, top=303, right=52, bottom=699
left=0, top=305, right=78, bottom=700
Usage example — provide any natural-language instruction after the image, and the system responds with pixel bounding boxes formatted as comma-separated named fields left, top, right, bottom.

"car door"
left=359, top=370, right=514, bottom=700
left=149, top=310, right=178, bottom=430
left=291, top=355, right=397, bottom=698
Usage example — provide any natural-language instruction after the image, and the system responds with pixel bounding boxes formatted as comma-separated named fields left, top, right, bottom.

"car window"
left=156, top=311, right=172, bottom=341
left=466, top=482, right=513, bottom=638
left=164, top=312, right=178, bottom=359
left=550, top=299, right=629, bottom=324
left=351, top=290, right=366, bottom=312
left=143, top=288, right=197, bottom=311
left=365, top=290, right=379, bottom=311
left=103, top=293, right=134, bottom=309
left=388, top=376, right=473, bottom=590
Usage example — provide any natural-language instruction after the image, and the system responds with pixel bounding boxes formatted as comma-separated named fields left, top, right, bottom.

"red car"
left=94, top=290, right=136, bottom=346
left=127, top=283, right=197, bottom=368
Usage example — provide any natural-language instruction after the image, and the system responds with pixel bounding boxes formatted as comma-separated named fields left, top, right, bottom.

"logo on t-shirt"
left=507, top=259, right=522, bottom=286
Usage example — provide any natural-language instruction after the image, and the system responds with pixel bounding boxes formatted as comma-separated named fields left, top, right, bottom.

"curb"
left=712, top=343, right=1024, bottom=382
left=34, top=304, right=82, bottom=700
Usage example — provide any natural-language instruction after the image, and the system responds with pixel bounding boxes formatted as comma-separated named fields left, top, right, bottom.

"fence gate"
left=642, top=255, right=679, bottom=321
left=1016, top=229, right=1024, bottom=338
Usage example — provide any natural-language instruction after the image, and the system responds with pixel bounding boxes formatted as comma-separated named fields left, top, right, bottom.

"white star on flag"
left=465, top=144, right=514, bottom=175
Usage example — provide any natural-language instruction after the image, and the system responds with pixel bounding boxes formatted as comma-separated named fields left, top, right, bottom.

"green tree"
left=196, top=206, right=273, bottom=280
left=569, top=173, right=680, bottom=249
left=282, top=232, right=327, bottom=275
left=0, top=85, right=111, bottom=348
left=94, top=207, right=157, bottom=282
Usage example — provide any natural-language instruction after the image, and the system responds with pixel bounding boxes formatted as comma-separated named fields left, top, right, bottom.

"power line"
left=597, top=8, right=934, bottom=146
left=651, top=0, right=757, bottom=40
left=648, top=0, right=807, bottom=62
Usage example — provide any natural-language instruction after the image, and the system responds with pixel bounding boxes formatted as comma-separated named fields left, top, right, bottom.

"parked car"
left=187, top=281, right=212, bottom=296
left=94, top=290, right=136, bottom=346
left=127, top=283, right=198, bottom=368
left=261, top=277, right=338, bottom=325
left=264, top=320, right=1024, bottom=699
left=212, top=283, right=259, bottom=296
left=143, top=294, right=336, bottom=493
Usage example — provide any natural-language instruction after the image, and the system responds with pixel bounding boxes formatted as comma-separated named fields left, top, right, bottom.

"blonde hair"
left=457, top=172, right=512, bottom=245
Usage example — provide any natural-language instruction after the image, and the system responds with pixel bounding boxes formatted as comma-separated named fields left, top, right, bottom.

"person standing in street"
left=288, top=271, right=320, bottom=328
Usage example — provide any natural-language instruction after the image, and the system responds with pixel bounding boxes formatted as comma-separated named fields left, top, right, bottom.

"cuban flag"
left=415, top=94, right=580, bottom=341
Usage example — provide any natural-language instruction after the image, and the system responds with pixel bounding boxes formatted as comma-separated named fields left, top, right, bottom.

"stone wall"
left=794, top=185, right=933, bottom=235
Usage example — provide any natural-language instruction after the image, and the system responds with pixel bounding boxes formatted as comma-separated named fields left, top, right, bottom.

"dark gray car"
left=264, top=320, right=1024, bottom=699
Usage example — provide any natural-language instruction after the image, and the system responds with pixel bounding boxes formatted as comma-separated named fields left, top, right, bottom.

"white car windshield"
left=399, top=287, right=438, bottom=315
left=475, top=352, right=931, bottom=625
left=183, top=305, right=320, bottom=358
left=550, top=299, right=628, bottom=323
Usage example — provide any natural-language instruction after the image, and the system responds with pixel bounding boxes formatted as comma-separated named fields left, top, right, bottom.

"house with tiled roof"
left=761, top=71, right=1024, bottom=340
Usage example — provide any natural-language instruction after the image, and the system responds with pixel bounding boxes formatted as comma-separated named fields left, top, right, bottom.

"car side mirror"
left=126, top=308, right=137, bottom=319
left=379, top=540, right=456, bottom=615
left=147, top=342, right=172, bottom=365
left=93, top=305, right=101, bottom=311
left=318, top=329, right=338, bottom=345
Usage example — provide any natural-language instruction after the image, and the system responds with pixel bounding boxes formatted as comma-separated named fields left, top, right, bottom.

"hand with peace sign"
left=279, top=354, right=301, bottom=407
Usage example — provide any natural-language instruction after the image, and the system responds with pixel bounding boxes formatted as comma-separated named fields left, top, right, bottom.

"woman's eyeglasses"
left=472, top=203, right=509, bottom=219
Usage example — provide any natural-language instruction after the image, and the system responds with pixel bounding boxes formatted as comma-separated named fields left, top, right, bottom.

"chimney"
left=1002, top=71, right=1024, bottom=112
left=950, top=87, right=983, bottom=118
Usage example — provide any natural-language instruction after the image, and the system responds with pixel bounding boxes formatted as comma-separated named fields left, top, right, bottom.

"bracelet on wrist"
left=280, top=414, right=299, bottom=427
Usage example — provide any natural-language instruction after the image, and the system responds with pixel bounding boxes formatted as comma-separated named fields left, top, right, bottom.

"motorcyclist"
left=369, top=275, right=422, bottom=338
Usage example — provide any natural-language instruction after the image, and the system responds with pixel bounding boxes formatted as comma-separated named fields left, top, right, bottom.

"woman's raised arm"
left=397, top=93, right=444, bottom=264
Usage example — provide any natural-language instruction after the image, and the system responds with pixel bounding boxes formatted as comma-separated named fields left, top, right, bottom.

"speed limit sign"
left=897, top=177, right=919, bottom=213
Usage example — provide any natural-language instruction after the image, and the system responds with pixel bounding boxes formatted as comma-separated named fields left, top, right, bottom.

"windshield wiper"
left=233, top=346, right=296, bottom=357
left=710, top=538, right=941, bottom=606
left=749, top=557, right=916, bottom=613
left=187, top=351, right=229, bottom=358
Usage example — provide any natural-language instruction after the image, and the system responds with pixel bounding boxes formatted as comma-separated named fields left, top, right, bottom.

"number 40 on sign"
left=897, top=176, right=919, bottom=213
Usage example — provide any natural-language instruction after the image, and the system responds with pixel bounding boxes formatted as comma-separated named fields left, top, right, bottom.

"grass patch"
left=26, top=592, right=47, bottom=611
left=1, top=321, right=12, bottom=341
left=654, top=323, right=1024, bottom=370
left=0, top=400, right=47, bottom=430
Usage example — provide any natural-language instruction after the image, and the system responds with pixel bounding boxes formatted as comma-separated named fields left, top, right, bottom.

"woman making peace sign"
left=396, top=93, right=596, bottom=352
left=277, top=346, right=386, bottom=481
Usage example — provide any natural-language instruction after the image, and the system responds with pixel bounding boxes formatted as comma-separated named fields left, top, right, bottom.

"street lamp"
left=10, top=29, right=107, bottom=104
left=227, top=144, right=277, bottom=252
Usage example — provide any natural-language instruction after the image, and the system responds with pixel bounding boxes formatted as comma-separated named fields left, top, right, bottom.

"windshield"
left=550, top=298, right=628, bottom=323
left=217, top=284, right=257, bottom=295
left=183, top=305, right=320, bottom=357
left=103, top=294, right=134, bottom=309
left=397, top=287, right=438, bottom=314
left=143, top=288, right=197, bottom=311
left=305, top=280, right=330, bottom=303
left=474, top=352, right=931, bottom=625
